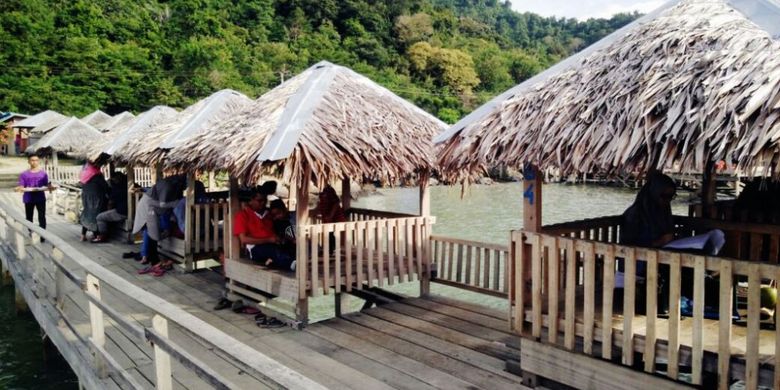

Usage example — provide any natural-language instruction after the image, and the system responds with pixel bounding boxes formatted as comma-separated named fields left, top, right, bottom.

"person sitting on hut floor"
left=92, top=172, right=128, bottom=243
left=269, top=199, right=296, bottom=257
left=234, top=190, right=296, bottom=271
left=313, top=184, right=346, bottom=252
left=79, top=162, right=110, bottom=242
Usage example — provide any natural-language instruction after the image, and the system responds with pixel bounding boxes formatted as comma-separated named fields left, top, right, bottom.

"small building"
left=0, top=112, right=29, bottom=155
left=13, top=110, right=69, bottom=151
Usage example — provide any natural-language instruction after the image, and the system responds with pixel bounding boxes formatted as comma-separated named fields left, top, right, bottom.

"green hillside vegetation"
left=0, top=0, right=638, bottom=123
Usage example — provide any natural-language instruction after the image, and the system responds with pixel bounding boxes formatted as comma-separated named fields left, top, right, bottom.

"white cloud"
left=510, top=0, right=667, bottom=20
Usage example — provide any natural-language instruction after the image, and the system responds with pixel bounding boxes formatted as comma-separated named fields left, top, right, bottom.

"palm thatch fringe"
left=437, top=0, right=780, bottom=181
left=112, top=89, right=251, bottom=166
left=27, top=117, right=105, bottom=157
left=13, top=110, right=68, bottom=134
left=167, top=61, right=445, bottom=187
left=88, top=106, right=177, bottom=161
left=81, top=110, right=113, bottom=130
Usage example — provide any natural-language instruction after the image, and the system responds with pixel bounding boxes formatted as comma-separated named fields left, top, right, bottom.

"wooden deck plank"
left=397, top=297, right=511, bottom=335
left=421, top=293, right=507, bottom=320
left=333, top=314, right=526, bottom=390
left=306, top=322, right=480, bottom=390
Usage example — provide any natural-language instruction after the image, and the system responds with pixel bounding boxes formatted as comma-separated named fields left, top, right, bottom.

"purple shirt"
left=19, top=170, right=49, bottom=203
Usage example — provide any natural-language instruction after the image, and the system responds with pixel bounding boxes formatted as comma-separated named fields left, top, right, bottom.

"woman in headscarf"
left=79, top=161, right=109, bottom=241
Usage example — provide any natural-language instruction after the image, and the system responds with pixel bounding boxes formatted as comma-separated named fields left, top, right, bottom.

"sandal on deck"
left=91, top=236, right=107, bottom=243
left=213, top=298, right=231, bottom=311
left=122, top=251, right=139, bottom=259
left=138, top=265, right=156, bottom=275
left=257, top=317, right=285, bottom=328
left=152, top=267, right=168, bottom=277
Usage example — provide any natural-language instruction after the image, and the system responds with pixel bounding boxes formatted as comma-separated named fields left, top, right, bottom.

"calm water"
left=0, top=182, right=690, bottom=384
left=0, top=284, right=78, bottom=389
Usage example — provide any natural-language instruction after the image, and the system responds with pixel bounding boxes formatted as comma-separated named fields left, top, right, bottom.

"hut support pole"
left=295, top=164, right=311, bottom=324
left=126, top=165, right=136, bottom=244
left=419, top=173, right=431, bottom=296
left=701, top=161, right=716, bottom=219
left=228, top=177, right=240, bottom=261
left=208, top=171, right=216, bottom=191
left=184, top=173, right=195, bottom=272
left=522, top=165, right=542, bottom=232
left=51, top=151, right=58, bottom=168
left=341, top=178, right=351, bottom=212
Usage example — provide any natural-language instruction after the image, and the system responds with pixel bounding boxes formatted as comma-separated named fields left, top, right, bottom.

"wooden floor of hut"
left=32, top=206, right=527, bottom=389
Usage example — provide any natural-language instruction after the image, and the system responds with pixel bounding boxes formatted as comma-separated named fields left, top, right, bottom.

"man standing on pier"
left=14, top=155, right=53, bottom=229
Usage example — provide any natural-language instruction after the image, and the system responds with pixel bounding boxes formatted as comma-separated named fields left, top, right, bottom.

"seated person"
left=269, top=199, right=296, bottom=256
left=234, top=190, right=295, bottom=271
left=93, top=172, right=128, bottom=243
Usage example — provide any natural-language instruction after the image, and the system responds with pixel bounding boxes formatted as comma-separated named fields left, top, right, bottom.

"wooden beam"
left=184, top=173, right=195, bottom=272
left=228, top=177, right=240, bottom=262
left=701, top=160, right=716, bottom=218
left=341, top=178, right=351, bottom=211
left=522, top=165, right=542, bottom=232
left=419, top=173, right=430, bottom=217
left=296, top=164, right=311, bottom=226
left=125, top=165, right=135, bottom=244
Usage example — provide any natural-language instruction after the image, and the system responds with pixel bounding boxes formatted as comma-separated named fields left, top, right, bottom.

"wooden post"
left=152, top=163, right=163, bottom=184
left=126, top=164, right=136, bottom=243
left=15, top=287, right=28, bottom=314
left=86, top=274, right=108, bottom=378
left=341, top=178, right=351, bottom=212
left=419, top=174, right=430, bottom=217
left=228, top=177, right=240, bottom=262
left=152, top=314, right=173, bottom=390
left=296, top=164, right=311, bottom=227
left=53, top=248, right=66, bottom=309
left=522, top=165, right=542, bottom=232
left=334, top=293, right=348, bottom=317
left=701, top=160, right=716, bottom=218
left=184, top=173, right=195, bottom=272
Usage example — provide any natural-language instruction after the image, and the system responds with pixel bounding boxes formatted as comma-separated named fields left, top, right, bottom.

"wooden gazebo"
left=167, top=61, right=446, bottom=326
left=437, top=1, right=780, bottom=389
left=111, top=89, right=253, bottom=270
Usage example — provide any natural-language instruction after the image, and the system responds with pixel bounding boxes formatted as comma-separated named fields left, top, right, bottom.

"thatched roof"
left=88, top=106, right=177, bottom=161
left=98, top=111, right=135, bottom=132
left=436, top=0, right=780, bottom=181
left=26, top=117, right=105, bottom=156
left=81, top=110, right=113, bottom=129
left=167, top=61, right=445, bottom=186
left=113, top=89, right=251, bottom=166
left=13, top=110, right=68, bottom=133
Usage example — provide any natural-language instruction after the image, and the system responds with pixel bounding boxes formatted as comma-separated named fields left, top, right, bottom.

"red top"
left=234, top=207, right=274, bottom=239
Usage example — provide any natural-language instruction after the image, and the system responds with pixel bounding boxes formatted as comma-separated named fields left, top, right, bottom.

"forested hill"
left=0, top=0, right=638, bottom=123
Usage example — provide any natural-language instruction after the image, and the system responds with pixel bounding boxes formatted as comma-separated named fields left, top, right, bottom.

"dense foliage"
left=0, top=0, right=637, bottom=123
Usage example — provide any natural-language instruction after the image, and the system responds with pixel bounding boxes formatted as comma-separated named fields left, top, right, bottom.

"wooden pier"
left=0, top=193, right=526, bottom=389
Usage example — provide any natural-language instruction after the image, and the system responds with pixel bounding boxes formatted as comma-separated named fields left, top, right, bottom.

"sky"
left=510, top=0, right=668, bottom=20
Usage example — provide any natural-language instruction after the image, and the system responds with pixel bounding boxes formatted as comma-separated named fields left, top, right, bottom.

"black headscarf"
left=622, top=172, right=676, bottom=247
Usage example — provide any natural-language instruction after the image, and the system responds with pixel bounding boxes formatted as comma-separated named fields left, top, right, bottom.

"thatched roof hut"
left=88, top=106, right=177, bottom=162
left=81, top=110, right=113, bottom=130
left=13, top=110, right=68, bottom=134
left=113, top=89, right=251, bottom=166
left=436, top=0, right=780, bottom=181
left=98, top=111, right=135, bottom=132
left=168, top=61, right=446, bottom=186
left=26, top=117, right=105, bottom=157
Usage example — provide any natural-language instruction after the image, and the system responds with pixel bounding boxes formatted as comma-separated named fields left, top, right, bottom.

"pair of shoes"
left=256, top=316, right=285, bottom=328
left=213, top=298, right=231, bottom=311
left=122, top=251, right=138, bottom=259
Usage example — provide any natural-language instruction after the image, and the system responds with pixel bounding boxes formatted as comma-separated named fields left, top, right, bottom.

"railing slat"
left=310, top=225, right=320, bottom=296
left=564, top=238, right=576, bottom=351
left=334, top=224, right=342, bottom=293
left=746, top=263, right=761, bottom=390
left=582, top=242, right=596, bottom=355
left=644, top=250, right=658, bottom=373
left=622, top=246, right=636, bottom=366
left=718, top=260, right=733, bottom=390
left=376, top=221, right=384, bottom=288
left=548, top=236, right=560, bottom=345
left=531, top=234, right=543, bottom=339
left=465, top=245, right=473, bottom=286
left=323, top=224, right=331, bottom=295
left=456, top=243, right=464, bottom=283
left=298, top=226, right=308, bottom=298
left=387, top=221, right=395, bottom=285
left=692, top=255, right=706, bottom=385
left=446, top=241, right=454, bottom=282
left=356, top=221, right=365, bottom=289
left=406, top=220, right=414, bottom=282
left=493, top=249, right=502, bottom=291
left=512, top=231, right=525, bottom=335
left=367, top=221, right=375, bottom=287
left=345, top=222, right=353, bottom=292
left=667, top=253, right=681, bottom=380
left=602, top=244, right=615, bottom=360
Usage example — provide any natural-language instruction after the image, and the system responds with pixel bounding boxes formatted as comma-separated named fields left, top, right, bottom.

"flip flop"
left=152, top=267, right=167, bottom=277
left=213, top=298, right=231, bottom=311
left=257, top=317, right=285, bottom=328
left=138, top=265, right=157, bottom=275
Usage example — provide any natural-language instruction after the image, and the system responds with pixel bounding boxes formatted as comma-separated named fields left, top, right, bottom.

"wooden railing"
left=0, top=203, right=323, bottom=390
left=510, top=230, right=779, bottom=389
left=46, top=165, right=82, bottom=184
left=430, top=235, right=509, bottom=297
left=347, top=207, right=418, bottom=221
left=541, top=215, right=623, bottom=243
left=297, top=216, right=435, bottom=296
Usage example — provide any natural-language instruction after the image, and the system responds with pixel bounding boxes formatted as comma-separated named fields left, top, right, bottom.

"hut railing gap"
left=430, top=235, right=510, bottom=298
left=509, top=215, right=780, bottom=389
left=0, top=203, right=323, bottom=390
